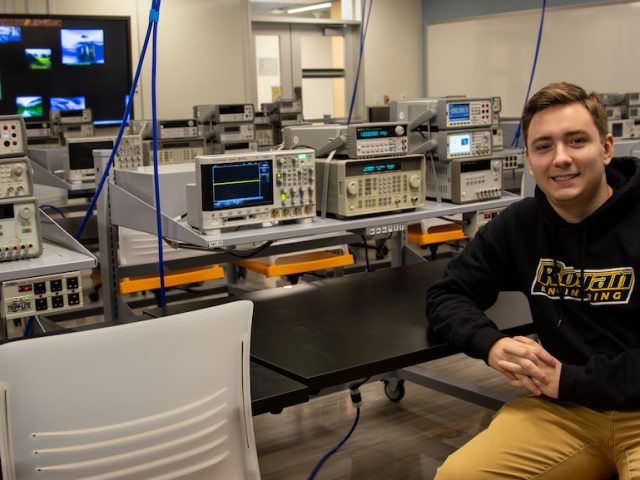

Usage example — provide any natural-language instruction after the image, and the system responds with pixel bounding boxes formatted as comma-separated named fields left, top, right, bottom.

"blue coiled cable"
left=150, top=0, right=166, bottom=307
left=307, top=407, right=360, bottom=480
left=75, top=0, right=167, bottom=308
left=511, top=0, right=547, bottom=148
left=346, top=0, right=373, bottom=125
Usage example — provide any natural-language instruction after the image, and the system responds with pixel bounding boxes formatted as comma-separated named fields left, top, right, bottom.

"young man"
left=426, top=82, right=640, bottom=479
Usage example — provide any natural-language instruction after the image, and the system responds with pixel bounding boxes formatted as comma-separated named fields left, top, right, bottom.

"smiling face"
left=525, top=102, right=614, bottom=223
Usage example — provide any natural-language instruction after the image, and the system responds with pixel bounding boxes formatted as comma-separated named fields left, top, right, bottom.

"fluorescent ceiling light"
left=287, top=2, right=331, bottom=14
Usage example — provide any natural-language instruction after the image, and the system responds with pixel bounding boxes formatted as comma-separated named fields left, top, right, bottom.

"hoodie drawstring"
left=579, top=228, right=587, bottom=305
left=552, top=225, right=565, bottom=327
left=553, top=225, right=588, bottom=327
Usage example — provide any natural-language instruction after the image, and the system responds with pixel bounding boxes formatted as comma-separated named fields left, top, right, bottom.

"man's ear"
left=603, top=133, right=614, bottom=166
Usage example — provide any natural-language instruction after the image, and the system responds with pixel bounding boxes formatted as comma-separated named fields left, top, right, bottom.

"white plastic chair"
left=0, top=300, right=260, bottom=479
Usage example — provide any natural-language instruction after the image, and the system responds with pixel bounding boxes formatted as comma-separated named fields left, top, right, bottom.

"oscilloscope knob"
left=347, top=181, right=359, bottom=196
left=409, top=174, right=421, bottom=189
left=394, top=125, right=405, bottom=136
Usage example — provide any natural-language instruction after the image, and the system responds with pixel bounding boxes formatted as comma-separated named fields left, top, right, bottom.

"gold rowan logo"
left=531, top=259, right=635, bottom=305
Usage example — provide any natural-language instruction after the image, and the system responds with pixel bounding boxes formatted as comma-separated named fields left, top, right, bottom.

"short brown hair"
left=521, top=82, right=608, bottom=147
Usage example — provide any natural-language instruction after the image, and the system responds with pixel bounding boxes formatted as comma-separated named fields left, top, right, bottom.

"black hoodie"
left=425, top=159, right=640, bottom=410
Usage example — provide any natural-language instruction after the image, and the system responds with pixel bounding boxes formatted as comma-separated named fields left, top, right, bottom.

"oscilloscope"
left=186, top=149, right=316, bottom=233
left=65, top=136, right=114, bottom=183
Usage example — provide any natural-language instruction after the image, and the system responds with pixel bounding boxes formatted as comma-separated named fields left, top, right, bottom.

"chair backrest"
left=0, top=300, right=260, bottom=480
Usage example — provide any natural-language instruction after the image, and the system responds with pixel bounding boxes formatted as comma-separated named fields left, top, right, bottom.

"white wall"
left=427, top=2, right=640, bottom=117
left=2, top=0, right=253, bottom=119
left=133, top=0, right=253, bottom=119
left=363, top=0, right=423, bottom=106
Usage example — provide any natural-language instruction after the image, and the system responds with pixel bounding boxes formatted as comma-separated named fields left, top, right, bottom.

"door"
left=253, top=21, right=361, bottom=122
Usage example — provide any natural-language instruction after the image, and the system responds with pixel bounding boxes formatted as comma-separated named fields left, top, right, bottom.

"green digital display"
left=361, top=162, right=400, bottom=174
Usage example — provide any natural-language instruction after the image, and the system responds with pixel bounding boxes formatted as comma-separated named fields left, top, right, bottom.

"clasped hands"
left=488, top=336, right=561, bottom=398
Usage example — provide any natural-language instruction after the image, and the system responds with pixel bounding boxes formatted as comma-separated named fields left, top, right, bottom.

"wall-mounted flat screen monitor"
left=0, top=14, right=132, bottom=125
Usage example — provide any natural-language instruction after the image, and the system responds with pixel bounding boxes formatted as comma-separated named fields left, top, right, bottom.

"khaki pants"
left=435, top=396, right=640, bottom=480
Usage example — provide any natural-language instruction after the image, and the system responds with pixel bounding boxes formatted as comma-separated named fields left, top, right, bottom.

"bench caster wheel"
left=236, top=266, right=247, bottom=279
left=384, top=380, right=405, bottom=402
left=286, top=274, right=300, bottom=285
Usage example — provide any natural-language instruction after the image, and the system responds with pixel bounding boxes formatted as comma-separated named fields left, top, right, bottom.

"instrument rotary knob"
left=409, top=174, right=421, bottom=189
left=19, top=206, right=32, bottom=220
left=347, top=181, right=359, bottom=196
left=11, top=164, right=24, bottom=177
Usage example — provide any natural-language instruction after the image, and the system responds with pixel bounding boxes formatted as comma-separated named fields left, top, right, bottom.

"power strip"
left=1, top=271, right=83, bottom=320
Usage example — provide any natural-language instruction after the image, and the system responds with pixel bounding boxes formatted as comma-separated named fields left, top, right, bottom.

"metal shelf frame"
left=95, top=151, right=522, bottom=323
left=108, top=178, right=520, bottom=249
left=31, top=161, right=97, bottom=196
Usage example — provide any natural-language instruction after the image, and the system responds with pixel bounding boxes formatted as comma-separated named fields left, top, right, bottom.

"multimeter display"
left=448, top=103, right=470, bottom=121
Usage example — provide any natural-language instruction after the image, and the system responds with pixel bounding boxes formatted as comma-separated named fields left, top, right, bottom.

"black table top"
left=250, top=362, right=308, bottom=416
left=244, top=260, right=533, bottom=391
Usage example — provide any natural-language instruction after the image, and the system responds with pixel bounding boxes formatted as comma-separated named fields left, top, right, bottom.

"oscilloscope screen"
left=200, top=159, right=274, bottom=210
